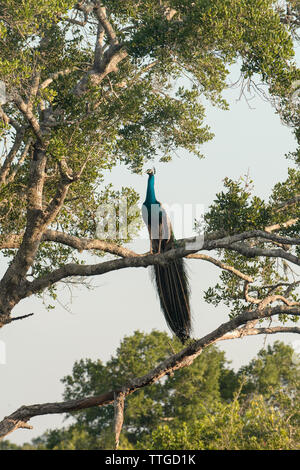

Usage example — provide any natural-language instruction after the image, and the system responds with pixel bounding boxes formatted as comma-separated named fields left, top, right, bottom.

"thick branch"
left=0, top=226, right=299, bottom=318
left=0, top=141, right=49, bottom=313
left=0, top=228, right=298, bottom=306
left=94, top=5, right=118, bottom=47
left=13, top=95, right=43, bottom=142
left=73, top=3, right=128, bottom=95
left=114, top=392, right=125, bottom=450
left=42, top=230, right=138, bottom=258
left=203, top=229, right=300, bottom=248
left=74, top=47, right=128, bottom=96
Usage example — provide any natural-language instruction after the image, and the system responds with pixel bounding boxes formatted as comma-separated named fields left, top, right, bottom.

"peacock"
left=142, top=168, right=192, bottom=343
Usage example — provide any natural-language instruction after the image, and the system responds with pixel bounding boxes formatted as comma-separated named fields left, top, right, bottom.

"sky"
left=0, top=62, right=299, bottom=446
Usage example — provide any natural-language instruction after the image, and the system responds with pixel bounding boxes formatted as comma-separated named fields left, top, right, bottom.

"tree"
left=140, top=395, right=299, bottom=450
left=59, top=331, right=232, bottom=446
left=2, top=335, right=298, bottom=450
left=137, top=340, right=300, bottom=450
left=0, top=0, right=299, bottom=441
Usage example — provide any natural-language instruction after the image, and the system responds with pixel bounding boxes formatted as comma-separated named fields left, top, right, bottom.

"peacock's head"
left=146, top=167, right=156, bottom=176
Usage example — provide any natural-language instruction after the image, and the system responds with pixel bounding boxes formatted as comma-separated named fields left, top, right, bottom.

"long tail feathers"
left=152, top=238, right=191, bottom=343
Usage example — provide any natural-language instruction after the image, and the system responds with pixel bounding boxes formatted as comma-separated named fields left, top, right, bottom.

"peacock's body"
left=142, top=168, right=191, bottom=343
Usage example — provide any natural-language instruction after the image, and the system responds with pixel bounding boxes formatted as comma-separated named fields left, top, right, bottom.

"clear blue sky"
left=0, top=62, right=299, bottom=445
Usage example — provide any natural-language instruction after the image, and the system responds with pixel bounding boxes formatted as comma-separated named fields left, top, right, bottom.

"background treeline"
left=1, top=332, right=299, bottom=450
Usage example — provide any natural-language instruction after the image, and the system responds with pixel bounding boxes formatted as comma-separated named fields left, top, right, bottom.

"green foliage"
left=0, top=440, right=21, bottom=450
left=141, top=394, right=299, bottom=450
left=0, top=1, right=298, bottom=215
left=138, top=340, right=299, bottom=450
left=10, top=334, right=299, bottom=450
left=239, top=341, right=300, bottom=397
left=50, top=331, right=230, bottom=448
left=0, top=1, right=298, bottom=451
left=0, top=0, right=298, bottom=305
left=60, top=330, right=228, bottom=445
left=269, top=168, right=300, bottom=246
left=203, top=170, right=300, bottom=317
left=204, top=176, right=271, bottom=233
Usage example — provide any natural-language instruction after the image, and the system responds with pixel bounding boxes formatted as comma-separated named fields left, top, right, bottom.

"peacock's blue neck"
left=144, top=174, right=158, bottom=206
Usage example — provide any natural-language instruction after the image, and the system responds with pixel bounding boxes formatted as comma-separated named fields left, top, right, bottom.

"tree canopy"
left=0, top=0, right=299, bottom=316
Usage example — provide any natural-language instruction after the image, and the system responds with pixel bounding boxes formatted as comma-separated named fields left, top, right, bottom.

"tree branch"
left=0, top=128, right=26, bottom=185
left=223, top=241, right=300, bottom=266
left=0, top=105, right=22, bottom=132
left=187, top=253, right=254, bottom=282
left=39, top=68, right=80, bottom=91
left=13, top=95, right=43, bottom=142
left=42, top=230, right=138, bottom=258
left=218, top=325, right=300, bottom=341
left=265, top=219, right=299, bottom=233
left=114, top=391, right=125, bottom=450
left=6, top=138, right=33, bottom=184
left=0, top=228, right=298, bottom=309
left=73, top=3, right=128, bottom=96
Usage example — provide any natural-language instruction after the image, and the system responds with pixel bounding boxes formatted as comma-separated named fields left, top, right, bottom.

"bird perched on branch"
left=142, top=168, right=191, bottom=343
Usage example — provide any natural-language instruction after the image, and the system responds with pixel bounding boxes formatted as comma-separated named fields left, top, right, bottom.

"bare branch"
left=273, top=195, right=300, bottom=212
left=0, top=226, right=299, bottom=316
left=73, top=4, right=128, bottom=96
left=219, top=325, right=300, bottom=341
left=42, top=230, right=138, bottom=258
left=243, top=281, right=300, bottom=309
left=0, top=128, right=26, bottom=185
left=187, top=254, right=254, bottom=282
left=204, top=229, right=300, bottom=247
left=93, top=21, right=105, bottom=71
left=0, top=229, right=138, bottom=258
left=94, top=5, right=118, bottom=47
left=249, top=280, right=300, bottom=294
left=74, top=47, right=128, bottom=96
left=0, top=227, right=298, bottom=307
left=6, top=138, right=33, bottom=184
left=222, top=241, right=300, bottom=266
left=114, top=391, right=125, bottom=450
left=243, top=281, right=261, bottom=305
left=265, top=219, right=299, bottom=233
left=0, top=312, right=34, bottom=327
